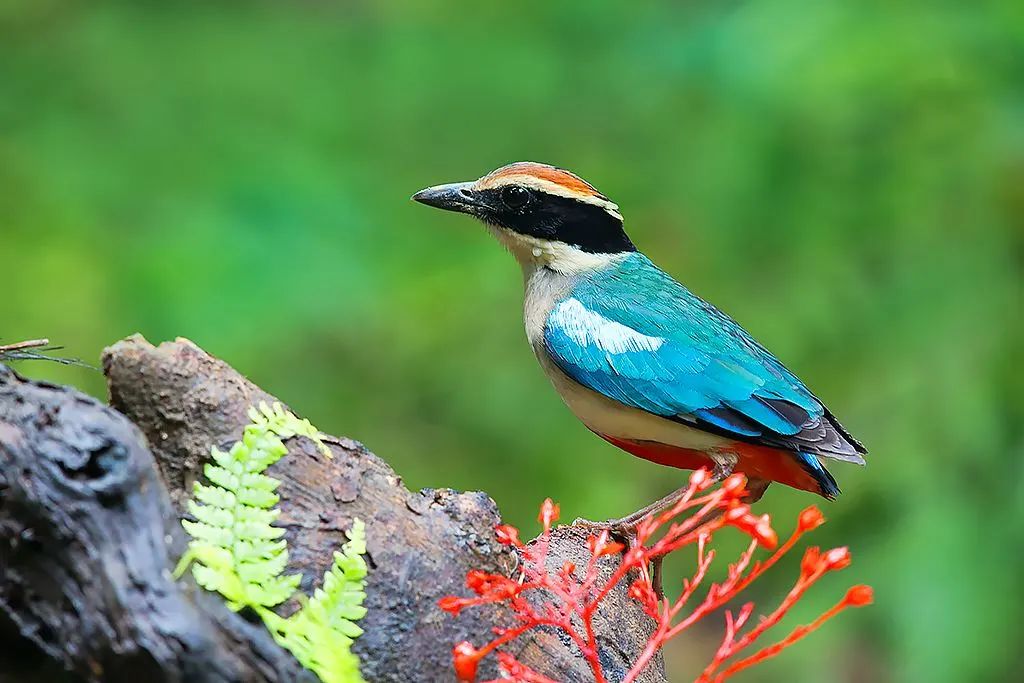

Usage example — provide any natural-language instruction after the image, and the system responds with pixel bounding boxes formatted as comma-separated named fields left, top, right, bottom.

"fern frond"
left=309, top=519, right=368, bottom=636
left=270, top=519, right=369, bottom=683
left=178, top=402, right=366, bottom=682
left=179, top=402, right=310, bottom=609
left=247, top=401, right=332, bottom=458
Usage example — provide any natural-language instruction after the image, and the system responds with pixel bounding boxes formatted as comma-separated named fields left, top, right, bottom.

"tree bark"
left=0, top=335, right=664, bottom=682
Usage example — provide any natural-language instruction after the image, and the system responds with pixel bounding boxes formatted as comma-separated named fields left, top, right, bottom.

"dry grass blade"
left=0, top=338, right=92, bottom=367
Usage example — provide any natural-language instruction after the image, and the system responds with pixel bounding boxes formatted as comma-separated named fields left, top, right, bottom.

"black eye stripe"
left=472, top=188, right=634, bottom=254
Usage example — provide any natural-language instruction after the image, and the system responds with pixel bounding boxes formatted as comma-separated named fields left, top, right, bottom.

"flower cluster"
left=439, top=469, right=872, bottom=682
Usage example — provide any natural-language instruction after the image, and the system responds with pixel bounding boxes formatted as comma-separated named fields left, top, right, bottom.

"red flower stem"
left=622, top=598, right=675, bottom=683
left=709, top=592, right=858, bottom=682
left=668, top=524, right=807, bottom=639
left=626, top=524, right=809, bottom=681
left=477, top=615, right=605, bottom=683
left=591, top=502, right=729, bottom=614
left=694, top=568, right=824, bottom=682
left=622, top=542, right=719, bottom=683
left=472, top=623, right=536, bottom=662
left=667, top=542, right=716, bottom=620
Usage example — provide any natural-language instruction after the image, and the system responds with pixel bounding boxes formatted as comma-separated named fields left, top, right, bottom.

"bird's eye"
left=500, top=185, right=532, bottom=209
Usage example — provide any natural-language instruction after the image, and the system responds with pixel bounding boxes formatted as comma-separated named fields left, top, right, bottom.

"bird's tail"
left=796, top=451, right=840, bottom=500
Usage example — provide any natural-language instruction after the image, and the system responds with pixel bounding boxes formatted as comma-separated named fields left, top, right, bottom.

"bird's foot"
left=571, top=516, right=638, bottom=545
left=710, top=452, right=738, bottom=483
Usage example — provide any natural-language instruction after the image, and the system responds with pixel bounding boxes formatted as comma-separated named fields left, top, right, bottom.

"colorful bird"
left=413, top=162, right=866, bottom=530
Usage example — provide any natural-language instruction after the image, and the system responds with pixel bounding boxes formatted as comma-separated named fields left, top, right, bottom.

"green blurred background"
left=2, top=1, right=1021, bottom=681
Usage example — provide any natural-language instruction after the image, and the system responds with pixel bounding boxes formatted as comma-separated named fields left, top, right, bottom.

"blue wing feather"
left=543, top=253, right=865, bottom=461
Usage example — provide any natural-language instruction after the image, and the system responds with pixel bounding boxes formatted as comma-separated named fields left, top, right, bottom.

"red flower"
left=538, top=498, right=560, bottom=532
left=801, top=546, right=822, bottom=576
left=845, top=585, right=874, bottom=607
left=495, top=524, right=524, bottom=548
left=822, top=547, right=852, bottom=572
left=689, top=468, right=710, bottom=488
left=438, top=596, right=468, bottom=615
left=798, top=506, right=825, bottom=532
left=587, top=530, right=625, bottom=558
left=466, top=570, right=491, bottom=594
left=721, top=473, right=747, bottom=495
left=453, top=641, right=481, bottom=682
left=438, top=467, right=871, bottom=683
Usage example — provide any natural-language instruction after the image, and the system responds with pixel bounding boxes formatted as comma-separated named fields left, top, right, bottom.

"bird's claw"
left=710, top=452, right=738, bottom=483
left=571, top=517, right=637, bottom=544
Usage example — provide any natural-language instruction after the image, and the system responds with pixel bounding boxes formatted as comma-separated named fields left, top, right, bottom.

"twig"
left=0, top=338, right=92, bottom=368
left=0, top=339, right=51, bottom=353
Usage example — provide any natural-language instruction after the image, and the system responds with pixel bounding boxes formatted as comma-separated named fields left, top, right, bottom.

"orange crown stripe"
left=478, top=162, right=607, bottom=199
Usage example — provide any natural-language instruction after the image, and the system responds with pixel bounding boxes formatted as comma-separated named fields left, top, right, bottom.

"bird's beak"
left=411, top=181, right=482, bottom=215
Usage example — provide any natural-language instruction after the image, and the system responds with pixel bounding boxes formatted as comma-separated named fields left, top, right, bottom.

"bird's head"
left=412, top=162, right=635, bottom=272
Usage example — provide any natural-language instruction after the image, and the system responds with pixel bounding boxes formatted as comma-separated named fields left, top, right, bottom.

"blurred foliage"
left=1, top=1, right=1021, bottom=681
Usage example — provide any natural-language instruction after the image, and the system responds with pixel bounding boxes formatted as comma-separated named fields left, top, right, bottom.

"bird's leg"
left=575, top=454, right=740, bottom=535
left=574, top=458, right=771, bottom=598
left=642, top=456, right=736, bottom=596
left=573, top=485, right=696, bottom=536
left=646, top=474, right=771, bottom=595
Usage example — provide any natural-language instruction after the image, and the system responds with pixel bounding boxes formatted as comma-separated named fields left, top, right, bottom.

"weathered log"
left=0, top=364, right=311, bottom=683
left=0, top=335, right=664, bottom=682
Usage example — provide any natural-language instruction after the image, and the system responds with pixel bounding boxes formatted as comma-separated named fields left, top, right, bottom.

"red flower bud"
left=845, top=584, right=874, bottom=606
left=690, top=468, right=710, bottom=488
left=724, top=504, right=751, bottom=522
left=562, top=561, right=576, bottom=576
left=465, top=570, right=492, bottom=594
left=439, top=595, right=467, bottom=615
left=801, top=546, right=821, bottom=576
left=483, top=575, right=520, bottom=600
left=753, top=515, right=778, bottom=549
left=721, top=473, right=747, bottom=494
left=587, top=530, right=625, bottom=558
left=453, top=641, right=481, bottom=681
left=538, top=498, right=560, bottom=531
left=628, top=578, right=658, bottom=615
left=822, top=547, right=852, bottom=571
left=602, top=541, right=625, bottom=557
left=798, top=506, right=825, bottom=532
left=495, top=524, right=524, bottom=548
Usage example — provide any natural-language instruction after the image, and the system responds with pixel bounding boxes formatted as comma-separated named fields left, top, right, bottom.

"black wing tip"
left=798, top=452, right=841, bottom=500
left=822, top=408, right=868, bottom=456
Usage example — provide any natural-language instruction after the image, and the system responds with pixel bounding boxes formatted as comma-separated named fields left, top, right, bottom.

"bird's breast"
left=521, top=265, right=577, bottom=347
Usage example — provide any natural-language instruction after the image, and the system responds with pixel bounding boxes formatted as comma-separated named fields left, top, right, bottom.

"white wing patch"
left=551, top=298, right=666, bottom=353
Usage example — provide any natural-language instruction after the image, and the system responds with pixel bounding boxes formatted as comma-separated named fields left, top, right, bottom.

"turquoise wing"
left=542, top=254, right=865, bottom=461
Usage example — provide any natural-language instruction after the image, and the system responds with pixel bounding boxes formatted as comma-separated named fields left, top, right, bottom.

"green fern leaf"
left=181, top=519, right=233, bottom=547
left=236, top=487, right=280, bottom=508
left=193, top=482, right=236, bottom=509
left=203, top=463, right=237, bottom=491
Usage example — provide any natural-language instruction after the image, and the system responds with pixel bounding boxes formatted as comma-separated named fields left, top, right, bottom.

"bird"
left=412, top=162, right=866, bottom=531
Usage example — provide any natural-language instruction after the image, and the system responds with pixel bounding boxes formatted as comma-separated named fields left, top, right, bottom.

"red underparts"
left=597, top=433, right=824, bottom=496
